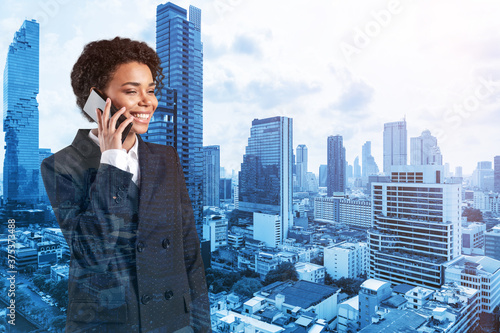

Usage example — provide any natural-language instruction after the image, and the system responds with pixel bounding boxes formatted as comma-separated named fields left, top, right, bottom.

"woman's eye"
left=125, top=90, right=136, bottom=94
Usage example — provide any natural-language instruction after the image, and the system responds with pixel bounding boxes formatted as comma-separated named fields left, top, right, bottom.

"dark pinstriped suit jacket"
left=41, top=129, right=211, bottom=332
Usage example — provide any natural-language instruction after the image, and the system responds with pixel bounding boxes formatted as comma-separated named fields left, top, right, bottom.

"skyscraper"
left=383, top=119, right=407, bottom=174
left=3, top=20, right=39, bottom=206
left=362, top=141, right=379, bottom=183
left=495, top=156, right=500, bottom=193
left=238, top=116, right=293, bottom=243
left=203, top=145, right=220, bottom=207
left=319, top=164, right=327, bottom=188
left=152, top=3, right=204, bottom=232
left=410, top=130, right=442, bottom=165
left=327, top=135, right=345, bottom=196
left=296, top=144, right=308, bottom=191
left=353, top=156, right=361, bottom=178
left=368, top=165, right=461, bottom=289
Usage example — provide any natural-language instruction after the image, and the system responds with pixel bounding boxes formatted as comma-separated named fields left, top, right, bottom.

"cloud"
left=334, top=79, right=374, bottom=112
left=231, top=34, right=262, bottom=57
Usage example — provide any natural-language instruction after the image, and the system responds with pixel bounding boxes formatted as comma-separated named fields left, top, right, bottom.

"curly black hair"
left=71, top=37, right=164, bottom=122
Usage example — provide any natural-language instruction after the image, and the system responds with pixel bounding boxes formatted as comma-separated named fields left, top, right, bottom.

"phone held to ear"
left=83, top=89, right=132, bottom=143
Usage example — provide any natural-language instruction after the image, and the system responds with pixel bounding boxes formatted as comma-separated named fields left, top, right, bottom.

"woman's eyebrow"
left=121, top=82, right=156, bottom=87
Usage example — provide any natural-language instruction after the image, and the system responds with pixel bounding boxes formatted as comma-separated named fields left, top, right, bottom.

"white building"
left=253, top=212, right=281, bottom=248
left=339, top=199, right=371, bottom=228
left=461, top=221, right=486, bottom=255
left=474, top=191, right=500, bottom=213
left=314, top=196, right=339, bottom=223
left=369, top=165, right=461, bottom=289
left=324, top=242, right=368, bottom=279
left=404, top=286, right=434, bottom=310
left=295, top=262, right=325, bottom=284
left=444, top=255, right=500, bottom=314
left=203, top=215, right=228, bottom=252
left=485, top=225, right=500, bottom=261
left=338, top=296, right=359, bottom=333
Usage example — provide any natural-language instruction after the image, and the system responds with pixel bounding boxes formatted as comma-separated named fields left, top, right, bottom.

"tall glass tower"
left=239, top=117, right=293, bottom=242
left=383, top=119, right=407, bottom=174
left=153, top=2, right=203, bottom=232
left=327, top=135, right=345, bottom=196
left=296, top=144, right=307, bottom=192
left=203, top=145, right=220, bottom=207
left=3, top=20, right=40, bottom=206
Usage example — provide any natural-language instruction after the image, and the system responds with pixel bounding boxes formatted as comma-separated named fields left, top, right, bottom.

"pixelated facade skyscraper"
left=327, top=135, right=345, bottom=196
left=151, top=2, right=204, bottom=232
left=3, top=20, right=40, bottom=206
left=239, top=116, right=293, bottom=243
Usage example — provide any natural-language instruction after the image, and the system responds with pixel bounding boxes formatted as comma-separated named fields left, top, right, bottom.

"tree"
left=463, top=207, right=483, bottom=222
left=232, top=277, right=262, bottom=298
left=263, top=262, right=298, bottom=286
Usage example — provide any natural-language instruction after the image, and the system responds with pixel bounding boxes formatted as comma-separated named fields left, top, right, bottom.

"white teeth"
left=133, top=113, right=149, bottom=119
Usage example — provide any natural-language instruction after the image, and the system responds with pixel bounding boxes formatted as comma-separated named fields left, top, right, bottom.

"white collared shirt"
left=88, top=130, right=141, bottom=187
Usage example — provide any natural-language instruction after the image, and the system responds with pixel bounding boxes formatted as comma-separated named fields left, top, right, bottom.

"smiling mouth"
left=130, top=112, right=150, bottom=120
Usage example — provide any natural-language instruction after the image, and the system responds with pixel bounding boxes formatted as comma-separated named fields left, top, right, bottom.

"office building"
left=474, top=191, right=500, bottom=214
left=295, top=262, right=326, bottom=284
left=327, top=135, right=345, bottom=196
left=444, top=255, right=500, bottom=314
left=39, top=148, right=52, bottom=204
left=253, top=213, right=281, bottom=248
left=383, top=119, right=407, bottom=174
left=219, top=178, right=232, bottom=201
left=472, top=161, right=494, bottom=191
left=485, top=226, right=500, bottom=261
left=239, top=116, right=293, bottom=243
left=203, top=215, right=228, bottom=252
left=410, top=129, right=443, bottom=165
left=495, top=156, right=500, bottom=193
left=203, top=145, right=220, bottom=207
left=368, top=165, right=461, bottom=289
left=153, top=2, right=204, bottom=232
left=324, top=242, right=369, bottom=279
left=319, top=164, right=327, bottom=187
left=296, top=144, right=308, bottom=192
left=3, top=20, right=40, bottom=206
left=353, top=156, right=361, bottom=178
left=461, top=221, right=486, bottom=255
left=455, top=166, right=463, bottom=178
left=362, top=141, right=379, bottom=184
left=314, top=197, right=371, bottom=228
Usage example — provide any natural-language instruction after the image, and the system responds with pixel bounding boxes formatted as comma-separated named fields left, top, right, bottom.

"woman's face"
left=103, top=61, right=158, bottom=135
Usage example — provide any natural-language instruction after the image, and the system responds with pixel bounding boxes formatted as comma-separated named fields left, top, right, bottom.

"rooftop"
left=359, top=309, right=427, bottom=332
left=260, top=281, right=339, bottom=310
left=360, top=279, right=391, bottom=292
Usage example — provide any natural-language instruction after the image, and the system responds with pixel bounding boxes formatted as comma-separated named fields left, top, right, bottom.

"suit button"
left=141, top=294, right=151, bottom=305
left=117, top=190, right=126, bottom=198
left=162, top=238, right=170, bottom=249
left=137, top=242, right=145, bottom=252
left=115, top=197, right=122, bottom=204
left=164, top=290, right=174, bottom=300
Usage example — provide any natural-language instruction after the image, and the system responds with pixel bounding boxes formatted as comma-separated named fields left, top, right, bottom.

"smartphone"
left=83, top=89, right=132, bottom=143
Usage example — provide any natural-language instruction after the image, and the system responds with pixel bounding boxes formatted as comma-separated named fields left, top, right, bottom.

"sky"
left=1, top=0, right=500, bottom=176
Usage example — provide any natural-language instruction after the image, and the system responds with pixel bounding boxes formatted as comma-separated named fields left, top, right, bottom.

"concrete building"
left=485, top=225, right=500, bottom=261
left=324, top=242, right=368, bottom=279
left=295, top=262, right=325, bottom=284
left=474, top=191, right=500, bottom=214
left=404, top=286, right=434, bottom=310
left=338, top=296, right=359, bottom=333
left=339, top=198, right=371, bottom=229
left=410, top=130, right=442, bottom=166
left=461, top=221, right=486, bottom=255
left=369, top=165, right=461, bottom=289
left=203, top=215, right=228, bottom=252
left=358, top=279, right=392, bottom=329
left=327, top=135, right=346, bottom=196
left=253, top=212, right=281, bottom=248
left=444, top=255, right=500, bottom=314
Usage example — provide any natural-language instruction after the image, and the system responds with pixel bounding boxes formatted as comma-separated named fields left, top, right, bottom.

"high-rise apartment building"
left=3, top=20, right=40, bottom=206
left=239, top=116, right=293, bottom=243
left=410, top=130, right=443, bottom=166
left=324, top=242, right=369, bottom=279
left=472, top=161, right=494, bottom=191
left=369, top=165, right=461, bottom=289
left=319, top=164, right=327, bottom=187
left=383, top=119, right=407, bottom=174
left=327, top=135, right=345, bottom=196
left=296, top=144, right=308, bottom=192
left=203, top=145, right=220, bottom=207
left=494, top=156, right=500, bottom=193
left=152, top=3, right=204, bottom=231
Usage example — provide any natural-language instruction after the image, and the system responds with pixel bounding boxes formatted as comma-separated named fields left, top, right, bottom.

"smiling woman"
left=40, top=37, right=211, bottom=333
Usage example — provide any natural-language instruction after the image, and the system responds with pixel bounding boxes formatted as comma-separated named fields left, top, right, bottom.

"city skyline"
left=1, top=0, right=500, bottom=176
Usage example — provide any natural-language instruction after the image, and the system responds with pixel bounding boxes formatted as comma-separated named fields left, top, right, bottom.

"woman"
left=41, top=37, right=210, bottom=333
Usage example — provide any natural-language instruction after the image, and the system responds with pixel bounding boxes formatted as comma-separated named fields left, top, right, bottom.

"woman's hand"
left=95, top=98, right=134, bottom=152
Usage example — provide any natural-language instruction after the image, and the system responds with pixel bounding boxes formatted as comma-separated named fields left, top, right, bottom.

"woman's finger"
left=115, top=114, right=135, bottom=139
left=109, top=106, right=127, bottom=132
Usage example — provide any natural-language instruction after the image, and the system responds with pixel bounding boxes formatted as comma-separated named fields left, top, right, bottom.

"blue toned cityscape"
left=1, top=1, right=500, bottom=332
